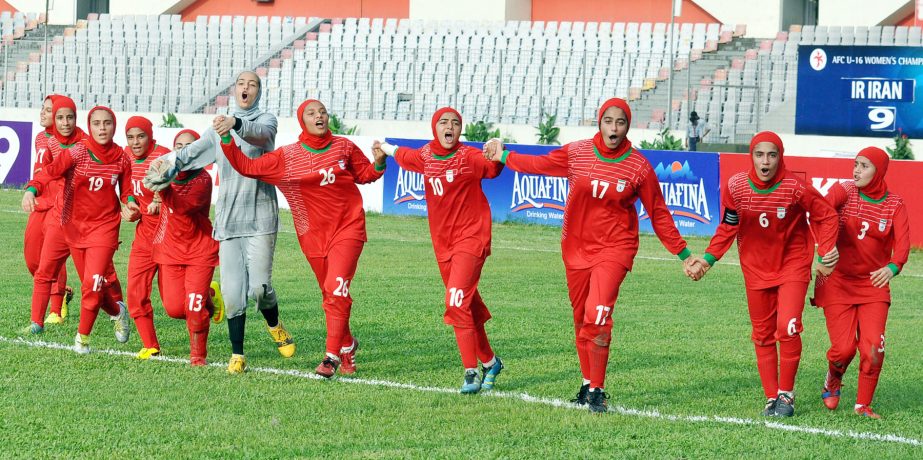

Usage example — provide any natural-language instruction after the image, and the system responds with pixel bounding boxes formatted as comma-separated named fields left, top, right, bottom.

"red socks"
left=325, top=316, right=347, bottom=356
left=754, top=344, right=779, bottom=398
left=134, top=313, right=160, bottom=349
left=588, top=340, right=610, bottom=388
left=473, top=322, right=494, bottom=363
left=453, top=327, right=479, bottom=369
left=778, top=336, right=802, bottom=392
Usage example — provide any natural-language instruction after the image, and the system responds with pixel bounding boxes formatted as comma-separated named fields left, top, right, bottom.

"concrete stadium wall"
left=531, top=0, right=717, bottom=24
left=180, top=0, right=409, bottom=20
left=817, top=0, right=909, bottom=27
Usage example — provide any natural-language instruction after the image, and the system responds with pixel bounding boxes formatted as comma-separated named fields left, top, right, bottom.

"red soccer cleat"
left=822, top=372, right=841, bottom=410
left=855, top=405, right=881, bottom=419
left=338, top=338, right=359, bottom=375
left=315, top=355, right=339, bottom=378
left=190, top=356, right=207, bottom=367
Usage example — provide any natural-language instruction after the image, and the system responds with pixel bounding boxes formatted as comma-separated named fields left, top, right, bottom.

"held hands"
left=483, top=138, right=504, bottom=161
left=122, top=201, right=142, bottom=222
left=870, top=266, right=895, bottom=288
left=814, top=262, right=834, bottom=278
left=371, top=140, right=387, bottom=169
left=147, top=193, right=162, bottom=216
left=820, top=247, right=839, bottom=268
left=21, top=191, right=37, bottom=213
left=683, top=256, right=710, bottom=281
left=213, top=115, right=236, bottom=137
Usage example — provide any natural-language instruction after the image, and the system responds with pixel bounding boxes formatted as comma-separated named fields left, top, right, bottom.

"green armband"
left=127, top=196, right=137, bottom=204
left=887, top=263, right=900, bottom=277
left=374, top=161, right=386, bottom=172
left=816, top=255, right=824, bottom=264
left=677, top=247, right=691, bottom=261
left=499, top=150, right=510, bottom=164
left=221, top=134, right=233, bottom=144
left=703, top=253, right=718, bottom=267
left=25, top=186, right=37, bottom=195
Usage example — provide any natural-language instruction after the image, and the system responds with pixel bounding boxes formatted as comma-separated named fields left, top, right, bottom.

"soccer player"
left=686, top=131, right=840, bottom=417
left=23, top=95, right=72, bottom=326
left=121, top=116, right=171, bottom=359
left=152, top=157, right=219, bottom=366
left=219, top=99, right=386, bottom=377
left=484, top=98, right=694, bottom=412
left=23, top=103, right=133, bottom=352
left=144, top=71, right=292, bottom=374
left=813, top=147, right=909, bottom=419
left=374, top=107, right=506, bottom=393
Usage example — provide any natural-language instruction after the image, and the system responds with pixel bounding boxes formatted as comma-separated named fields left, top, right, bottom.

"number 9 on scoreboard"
left=867, top=106, right=896, bottom=132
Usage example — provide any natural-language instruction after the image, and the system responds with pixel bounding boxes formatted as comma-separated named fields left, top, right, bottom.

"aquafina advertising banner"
left=796, top=45, right=923, bottom=137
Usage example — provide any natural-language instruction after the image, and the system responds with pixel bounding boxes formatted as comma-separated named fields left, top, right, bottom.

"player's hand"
left=869, top=266, right=895, bottom=288
left=821, top=247, right=839, bottom=267
left=21, top=191, right=36, bottom=213
left=144, top=158, right=176, bottom=191
left=684, top=256, right=709, bottom=281
left=146, top=200, right=161, bottom=216
left=371, top=142, right=387, bottom=169
left=213, top=115, right=236, bottom=137
left=483, top=138, right=504, bottom=161
left=122, top=201, right=141, bottom=222
left=814, top=262, right=834, bottom=278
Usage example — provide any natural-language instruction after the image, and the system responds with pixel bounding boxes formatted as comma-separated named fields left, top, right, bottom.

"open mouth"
left=314, top=120, right=325, bottom=129
left=444, top=132, right=455, bottom=143
left=760, top=168, right=771, bottom=176
left=609, top=134, right=618, bottom=141
left=241, top=92, right=250, bottom=102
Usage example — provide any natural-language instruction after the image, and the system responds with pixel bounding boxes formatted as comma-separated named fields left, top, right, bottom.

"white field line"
left=1, top=335, right=921, bottom=447
left=3, top=207, right=922, bottom=278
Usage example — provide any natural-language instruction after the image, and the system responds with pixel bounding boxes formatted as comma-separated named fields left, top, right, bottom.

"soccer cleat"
left=822, top=371, right=842, bottom=410
left=74, top=333, right=90, bottom=354
left=44, top=312, right=65, bottom=325
left=460, top=369, right=482, bottom=394
left=267, top=322, right=296, bottom=358
left=209, top=281, right=225, bottom=323
left=854, top=405, right=881, bottom=419
left=190, top=356, right=207, bottom=367
left=775, top=393, right=795, bottom=417
left=338, top=338, right=359, bottom=375
left=315, top=355, right=340, bottom=378
left=570, top=383, right=591, bottom=406
left=761, top=398, right=779, bottom=417
left=587, top=388, right=609, bottom=413
left=61, top=286, right=74, bottom=319
left=21, top=322, right=44, bottom=335
left=135, top=347, right=161, bottom=360
left=480, top=356, right=504, bottom=390
left=113, top=301, right=131, bottom=343
left=227, top=354, right=247, bottom=374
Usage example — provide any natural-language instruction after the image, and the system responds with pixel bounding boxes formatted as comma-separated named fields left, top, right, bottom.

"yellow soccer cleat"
left=44, top=312, right=65, bottom=325
left=227, top=354, right=247, bottom=374
left=209, top=281, right=225, bottom=324
left=136, top=347, right=161, bottom=360
left=267, top=322, right=296, bottom=358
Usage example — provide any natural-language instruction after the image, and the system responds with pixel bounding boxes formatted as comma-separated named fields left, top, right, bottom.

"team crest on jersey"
left=446, top=169, right=455, bottom=183
left=776, top=207, right=786, bottom=219
left=616, top=179, right=626, bottom=192
left=338, top=159, right=346, bottom=170
left=879, top=219, right=888, bottom=232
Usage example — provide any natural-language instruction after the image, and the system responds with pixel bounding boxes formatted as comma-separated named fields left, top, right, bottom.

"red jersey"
left=152, top=169, right=219, bottom=267
left=394, top=144, right=502, bottom=262
left=125, top=144, right=171, bottom=244
left=28, top=141, right=132, bottom=249
left=704, top=171, right=839, bottom=289
left=32, top=131, right=58, bottom=212
left=814, top=181, right=910, bottom=304
left=502, top=139, right=689, bottom=270
left=221, top=137, right=384, bottom=258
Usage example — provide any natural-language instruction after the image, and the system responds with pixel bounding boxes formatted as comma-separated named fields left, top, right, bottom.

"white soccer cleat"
left=113, top=301, right=131, bottom=343
left=74, top=333, right=90, bottom=354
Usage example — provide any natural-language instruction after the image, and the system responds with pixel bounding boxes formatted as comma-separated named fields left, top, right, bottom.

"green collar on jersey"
left=433, top=150, right=458, bottom=161
left=172, top=169, right=203, bottom=184
left=58, top=141, right=76, bottom=149
left=859, top=191, right=888, bottom=203
left=87, top=149, right=103, bottom=164
left=44, top=132, right=52, bottom=138
left=301, top=142, right=332, bottom=154
left=747, top=177, right=782, bottom=194
left=594, top=146, right=632, bottom=163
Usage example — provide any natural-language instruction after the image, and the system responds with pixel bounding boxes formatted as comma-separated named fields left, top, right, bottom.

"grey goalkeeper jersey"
left=172, top=113, right=280, bottom=241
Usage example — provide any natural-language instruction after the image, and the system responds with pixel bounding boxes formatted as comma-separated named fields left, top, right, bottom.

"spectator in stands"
left=686, top=111, right=710, bottom=151
left=144, top=70, right=294, bottom=374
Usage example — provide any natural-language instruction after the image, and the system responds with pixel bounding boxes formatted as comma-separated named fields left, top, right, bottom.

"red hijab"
left=429, top=107, right=462, bottom=156
left=84, top=106, right=123, bottom=164
left=173, top=129, right=200, bottom=146
left=856, top=146, right=890, bottom=200
left=43, top=94, right=62, bottom=135
left=125, top=116, right=157, bottom=156
left=50, top=96, right=85, bottom=146
left=297, top=99, right=333, bottom=150
left=594, top=98, right=633, bottom=158
left=748, top=131, right=787, bottom=189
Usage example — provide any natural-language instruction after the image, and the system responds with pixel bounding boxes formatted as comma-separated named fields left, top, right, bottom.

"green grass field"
left=1, top=188, right=921, bottom=458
